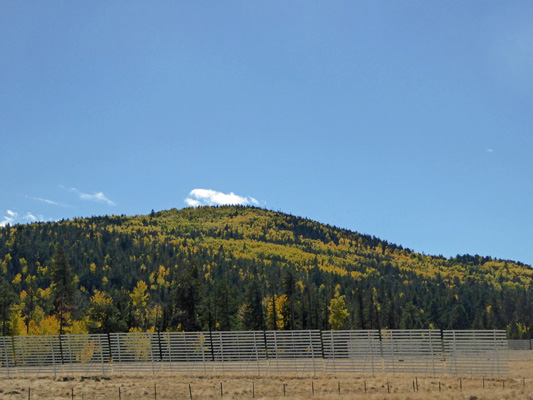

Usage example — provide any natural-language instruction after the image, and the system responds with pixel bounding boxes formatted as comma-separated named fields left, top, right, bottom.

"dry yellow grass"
left=1, top=361, right=532, bottom=399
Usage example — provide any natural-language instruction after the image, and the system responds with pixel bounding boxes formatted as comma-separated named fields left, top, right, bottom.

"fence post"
left=98, top=335, right=106, bottom=376
left=311, top=330, right=317, bottom=378
left=157, top=331, right=163, bottom=362
left=59, top=334, right=65, bottom=365
left=65, top=334, right=73, bottom=374
left=51, top=336, right=57, bottom=378
left=263, top=330, right=268, bottom=360
left=106, top=333, right=113, bottom=361
left=10, top=336, right=17, bottom=371
left=209, top=330, right=215, bottom=362
left=319, top=330, right=325, bottom=359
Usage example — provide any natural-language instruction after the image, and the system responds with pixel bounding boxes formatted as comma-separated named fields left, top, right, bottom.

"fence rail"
left=381, top=329, right=443, bottom=375
left=0, top=330, right=513, bottom=378
left=443, top=330, right=509, bottom=376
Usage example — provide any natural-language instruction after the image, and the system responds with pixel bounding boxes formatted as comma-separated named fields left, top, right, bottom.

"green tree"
left=50, top=246, right=76, bottom=335
left=87, top=289, right=127, bottom=334
left=170, top=264, right=200, bottom=331
left=242, top=279, right=264, bottom=330
left=214, top=279, right=237, bottom=331
left=282, top=271, right=297, bottom=330
left=0, top=277, right=15, bottom=336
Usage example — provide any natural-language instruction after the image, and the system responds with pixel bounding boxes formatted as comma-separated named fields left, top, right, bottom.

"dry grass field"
left=0, top=361, right=532, bottom=399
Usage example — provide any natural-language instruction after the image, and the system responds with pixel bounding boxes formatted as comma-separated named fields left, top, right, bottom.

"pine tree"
left=50, top=246, right=76, bottom=335
left=170, top=264, right=200, bottom=331
left=282, top=271, right=297, bottom=330
left=242, top=279, right=264, bottom=330
left=0, top=277, right=14, bottom=336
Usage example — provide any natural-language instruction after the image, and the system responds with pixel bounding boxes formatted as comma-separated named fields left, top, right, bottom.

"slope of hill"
left=0, top=206, right=531, bottom=337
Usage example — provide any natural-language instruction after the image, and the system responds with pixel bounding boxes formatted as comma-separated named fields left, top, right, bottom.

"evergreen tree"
left=214, top=280, right=237, bottom=331
left=282, top=270, right=297, bottom=330
left=242, top=279, right=264, bottom=330
left=170, top=264, right=200, bottom=331
left=50, top=246, right=76, bottom=335
left=0, top=277, right=14, bottom=336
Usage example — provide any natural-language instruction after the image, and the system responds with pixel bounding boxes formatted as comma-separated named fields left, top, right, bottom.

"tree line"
left=0, top=206, right=531, bottom=338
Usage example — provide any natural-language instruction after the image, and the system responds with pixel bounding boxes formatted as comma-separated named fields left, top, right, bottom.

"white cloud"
left=185, top=198, right=202, bottom=207
left=0, top=210, right=45, bottom=227
left=486, top=148, right=494, bottom=153
left=185, top=189, right=262, bottom=207
left=70, top=188, right=116, bottom=206
left=0, top=210, right=17, bottom=227
left=25, top=212, right=37, bottom=222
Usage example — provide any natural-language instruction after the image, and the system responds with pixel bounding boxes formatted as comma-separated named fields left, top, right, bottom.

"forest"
left=0, top=205, right=531, bottom=338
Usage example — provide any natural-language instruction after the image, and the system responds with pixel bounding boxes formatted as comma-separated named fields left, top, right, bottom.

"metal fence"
left=0, top=330, right=513, bottom=378
left=507, top=339, right=533, bottom=361
left=381, top=329, right=443, bottom=375
left=443, top=330, right=509, bottom=376
left=322, top=330, right=381, bottom=376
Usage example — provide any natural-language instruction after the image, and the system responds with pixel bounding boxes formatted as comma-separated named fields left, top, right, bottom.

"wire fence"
left=0, top=330, right=514, bottom=378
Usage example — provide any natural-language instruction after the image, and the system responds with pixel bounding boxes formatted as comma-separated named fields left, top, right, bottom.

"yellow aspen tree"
left=265, top=294, right=286, bottom=330
left=130, top=280, right=149, bottom=328
left=328, top=284, right=349, bottom=330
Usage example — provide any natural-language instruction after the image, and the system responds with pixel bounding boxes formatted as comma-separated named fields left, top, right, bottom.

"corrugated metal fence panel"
left=322, top=330, right=380, bottom=376
left=264, top=330, right=322, bottom=377
left=381, top=330, right=443, bottom=375
left=443, top=330, right=509, bottom=377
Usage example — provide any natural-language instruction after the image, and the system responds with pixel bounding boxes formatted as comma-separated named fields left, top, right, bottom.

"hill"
left=0, top=206, right=531, bottom=337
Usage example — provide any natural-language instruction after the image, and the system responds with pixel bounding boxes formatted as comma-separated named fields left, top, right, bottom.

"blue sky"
left=1, top=2, right=532, bottom=265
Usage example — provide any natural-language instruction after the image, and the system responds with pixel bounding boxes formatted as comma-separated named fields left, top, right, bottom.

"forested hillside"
left=0, top=206, right=531, bottom=338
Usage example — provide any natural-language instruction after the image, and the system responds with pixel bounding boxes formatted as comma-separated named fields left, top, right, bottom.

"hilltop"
left=0, top=206, right=531, bottom=337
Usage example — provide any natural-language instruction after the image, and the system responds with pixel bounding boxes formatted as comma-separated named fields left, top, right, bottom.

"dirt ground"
left=1, top=361, right=532, bottom=399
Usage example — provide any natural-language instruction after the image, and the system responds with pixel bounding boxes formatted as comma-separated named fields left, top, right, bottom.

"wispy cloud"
left=486, top=148, right=494, bottom=153
left=185, top=189, right=261, bottom=207
left=69, top=187, right=116, bottom=206
left=0, top=210, right=45, bottom=227
left=24, top=195, right=73, bottom=208
left=0, top=210, right=17, bottom=227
